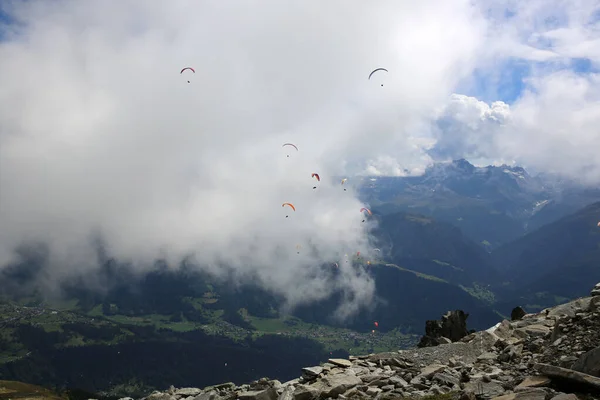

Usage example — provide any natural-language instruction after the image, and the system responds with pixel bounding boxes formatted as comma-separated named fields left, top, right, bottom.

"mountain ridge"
left=355, top=158, right=600, bottom=249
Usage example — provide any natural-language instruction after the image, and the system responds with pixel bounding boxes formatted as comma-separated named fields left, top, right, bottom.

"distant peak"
left=450, top=159, right=475, bottom=173
left=452, top=158, right=474, bottom=167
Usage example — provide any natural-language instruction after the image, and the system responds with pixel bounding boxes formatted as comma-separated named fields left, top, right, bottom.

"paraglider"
left=296, top=244, right=302, bottom=254
left=368, top=68, right=388, bottom=87
left=180, top=67, right=195, bottom=83
left=282, top=202, right=296, bottom=217
left=374, top=321, right=379, bottom=328
left=360, top=207, right=372, bottom=222
left=312, top=173, right=320, bottom=189
left=282, top=143, right=298, bottom=157
left=341, top=178, right=348, bottom=191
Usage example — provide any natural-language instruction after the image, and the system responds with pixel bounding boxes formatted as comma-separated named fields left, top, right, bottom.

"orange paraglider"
left=282, top=202, right=296, bottom=218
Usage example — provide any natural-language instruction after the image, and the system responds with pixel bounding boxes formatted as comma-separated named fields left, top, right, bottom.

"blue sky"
left=0, top=5, right=14, bottom=41
left=457, top=57, right=599, bottom=105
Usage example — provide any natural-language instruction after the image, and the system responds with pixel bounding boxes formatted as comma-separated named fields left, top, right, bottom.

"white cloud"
left=0, top=0, right=491, bottom=316
left=424, top=0, right=600, bottom=184
left=6, top=0, right=600, bottom=316
left=430, top=72, right=600, bottom=183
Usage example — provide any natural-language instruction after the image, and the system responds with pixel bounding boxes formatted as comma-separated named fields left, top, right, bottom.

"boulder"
left=318, top=374, right=362, bottom=398
left=571, top=345, right=600, bottom=377
left=174, top=389, right=203, bottom=397
left=514, top=376, right=551, bottom=389
left=511, top=307, right=527, bottom=321
left=238, top=388, right=278, bottom=400
left=418, top=310, right=471, bottom=348
left=535, top=363, right=600, bottom=391
left=328, top=358, right=352, bottom=368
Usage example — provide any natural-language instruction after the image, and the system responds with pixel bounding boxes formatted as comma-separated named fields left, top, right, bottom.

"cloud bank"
left=4, top=0, right=600, bottom=315
left=425, top=0, right=600, bottom=183
left=0, top=0, right=490, bottom=315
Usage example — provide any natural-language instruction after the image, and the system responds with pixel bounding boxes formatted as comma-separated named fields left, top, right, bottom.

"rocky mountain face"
left=127, top=283, right=600, bottom=400
left=355, top=159, right=600, bottom=249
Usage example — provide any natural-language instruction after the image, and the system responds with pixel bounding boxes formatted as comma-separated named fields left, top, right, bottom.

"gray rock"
left=192, top=391, right=219, bottom=400
left=301, top=367, right=323, bottom=379
left=292, top=385, right=320, bottom=400
left=148, top=393, right=175, bottom=400
left=514, top=376, right=551, bottom=389
left=492, top=389, right=547, bottom=400
left=278, top=385, right=294, bottom=400
left=319, top=374, right=362, bottom=397
left=535, top=363, right=600, bottom=391
left=365, top=387, right=381, bottom=396
left=517, top=325, right=551, bottom=337
left=463, top=380, right=505, bottom=398
left=418, top=363, right=446, bottom=379
left=174, top=389, right=203, bottom=397
left=389, top=375, right=409, bottom=388
left=572, top=345, right=600, bottom=377
left=418, top=310, right=471, bottom=347
left=551, top=394, right=579, bottom=400
left=215, top=383, right=236, bottom=391
left=478, top=352, right=498, bottom=361
left=328, top=358, right=352, bottom=368
left=511, top=307, right=527, bottom=321
left=547, top=298, right=591, bottom=318
left=433, top=372, right=460, bottom=387
left=238, top=388, right=278, bottom=400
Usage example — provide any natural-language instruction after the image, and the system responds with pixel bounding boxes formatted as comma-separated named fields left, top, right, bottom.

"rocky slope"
left=124, top=283, right=600, bottom=400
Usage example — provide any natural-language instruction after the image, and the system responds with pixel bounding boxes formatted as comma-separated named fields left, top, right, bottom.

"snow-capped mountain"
left=354, top=159, right=600, bottom=249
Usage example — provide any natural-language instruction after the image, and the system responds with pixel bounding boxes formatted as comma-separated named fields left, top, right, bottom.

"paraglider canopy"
left=312, top=173, right=320, bottom=189
left=368, top=68, right=388, bottom=87
left=360, top=207, right=372, bottom=222
left=282, top=202, right=296, bottom=217
left=282, top=143, right=298, bottom=158
left=180, top=67, right=195, bottom=83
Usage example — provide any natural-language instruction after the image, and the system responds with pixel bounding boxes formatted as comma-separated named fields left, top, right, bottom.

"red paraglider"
left=180, top=67, right=195, bottom=83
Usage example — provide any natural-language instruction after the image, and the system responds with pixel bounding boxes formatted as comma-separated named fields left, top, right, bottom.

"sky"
left=1, top=0, right=600, bottom=317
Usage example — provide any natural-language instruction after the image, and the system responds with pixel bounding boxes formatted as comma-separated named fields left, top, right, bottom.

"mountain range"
left=356, top=158, right=600, bottom=250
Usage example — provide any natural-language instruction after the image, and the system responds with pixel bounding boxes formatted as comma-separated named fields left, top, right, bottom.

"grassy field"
left=0, top=380, right=66, bottom=400
left=243, top=313, right=417, bottom=354
left=0, top=297, right=420, bottom=367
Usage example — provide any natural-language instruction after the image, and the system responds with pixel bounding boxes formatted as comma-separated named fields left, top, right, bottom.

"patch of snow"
left=485, top=322, right=501, bottom=334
